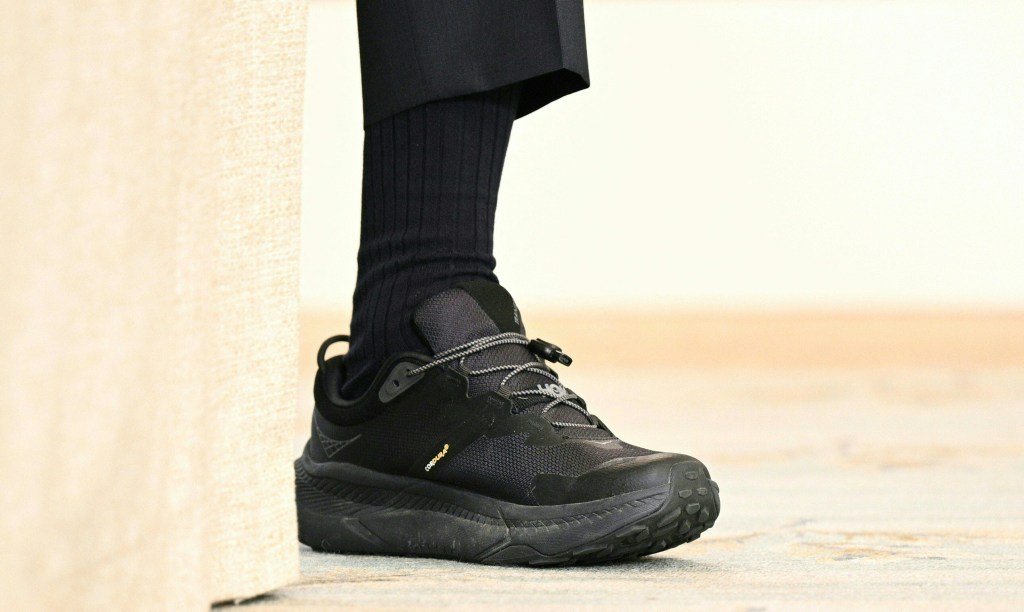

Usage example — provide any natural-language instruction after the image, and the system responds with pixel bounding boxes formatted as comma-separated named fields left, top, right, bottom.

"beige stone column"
left=0, top=2, right=308, bottom=608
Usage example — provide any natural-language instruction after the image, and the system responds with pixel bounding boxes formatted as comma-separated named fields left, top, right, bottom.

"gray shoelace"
left=406, top=332, right=597, bottom=429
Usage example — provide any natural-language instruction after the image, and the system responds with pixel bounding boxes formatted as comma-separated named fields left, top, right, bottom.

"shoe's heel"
left=295, top=457, right=508, bottom=560
left=295, top=458, right=375, bottom=554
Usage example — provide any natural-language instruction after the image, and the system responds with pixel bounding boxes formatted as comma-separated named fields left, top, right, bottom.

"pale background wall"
left=301, top=0, right=1024, bottom=312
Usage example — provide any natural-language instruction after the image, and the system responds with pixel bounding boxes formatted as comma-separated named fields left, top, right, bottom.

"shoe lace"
left=406, top=332, right=597, bottom=429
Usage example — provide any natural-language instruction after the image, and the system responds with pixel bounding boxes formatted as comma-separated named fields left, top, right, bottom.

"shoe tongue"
left=413, top=281, right=600, bottom=433
left=413, top=280, right=524, bottom=354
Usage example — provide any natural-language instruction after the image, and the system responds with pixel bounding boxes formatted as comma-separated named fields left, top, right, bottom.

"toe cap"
left=532, top=452, right=702, bottom=505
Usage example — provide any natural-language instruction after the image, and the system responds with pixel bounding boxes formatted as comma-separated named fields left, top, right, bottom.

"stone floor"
left=241, top=364, right=1024, bottom=610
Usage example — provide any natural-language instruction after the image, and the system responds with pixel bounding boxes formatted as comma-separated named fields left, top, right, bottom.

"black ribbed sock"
left=341, top=84, right=521, bottom=399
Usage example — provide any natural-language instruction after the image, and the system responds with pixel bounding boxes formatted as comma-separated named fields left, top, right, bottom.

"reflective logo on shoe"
left=424, top=443, right=450, bottom=472
left=315, top=421, right=362, bottom=458
left=536, top=383, right=568, bottom=398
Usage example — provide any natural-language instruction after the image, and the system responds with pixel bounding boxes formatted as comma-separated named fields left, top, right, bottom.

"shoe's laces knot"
left=406, top=332, right=596, bottom=429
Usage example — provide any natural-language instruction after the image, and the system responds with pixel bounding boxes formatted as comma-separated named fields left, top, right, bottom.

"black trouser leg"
left=355, top=0, right=589, bottom=125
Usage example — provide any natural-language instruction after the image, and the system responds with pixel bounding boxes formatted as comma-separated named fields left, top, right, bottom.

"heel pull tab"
left=317, top=335, right=350, bottom=371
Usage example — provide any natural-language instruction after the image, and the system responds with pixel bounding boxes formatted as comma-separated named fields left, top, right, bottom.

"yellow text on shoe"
left=424, top=444, right=450, bottom=472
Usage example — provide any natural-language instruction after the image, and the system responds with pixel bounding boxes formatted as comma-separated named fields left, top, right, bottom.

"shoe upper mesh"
left=437, top=433, right=655, bottom=504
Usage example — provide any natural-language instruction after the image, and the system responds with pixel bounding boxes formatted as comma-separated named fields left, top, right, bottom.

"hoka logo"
left=536, top=383, right=567, bottom=398
left=424, top=443, right=449, bottom=472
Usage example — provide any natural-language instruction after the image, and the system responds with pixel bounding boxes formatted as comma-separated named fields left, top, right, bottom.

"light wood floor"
left=258, top=310, right=1024, bottom=610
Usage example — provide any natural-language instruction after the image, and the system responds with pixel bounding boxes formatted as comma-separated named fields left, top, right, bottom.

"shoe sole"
left=295, top=454, right=720, bottom=566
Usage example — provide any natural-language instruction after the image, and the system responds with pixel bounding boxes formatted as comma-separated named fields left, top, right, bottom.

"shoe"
left=295, top=280, right=720, bottom=565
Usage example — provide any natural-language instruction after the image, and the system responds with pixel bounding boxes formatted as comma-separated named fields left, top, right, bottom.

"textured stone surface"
left=252, top=365, right=1024, bottom=609
left=0, top=3, right=307, bottom=609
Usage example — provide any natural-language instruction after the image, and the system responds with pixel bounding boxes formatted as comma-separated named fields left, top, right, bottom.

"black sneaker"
left=295, top=280, right=720, bottom=565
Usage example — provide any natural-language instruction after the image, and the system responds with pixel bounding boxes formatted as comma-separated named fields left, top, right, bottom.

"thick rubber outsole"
left=295, top=454, right=720, bottom=566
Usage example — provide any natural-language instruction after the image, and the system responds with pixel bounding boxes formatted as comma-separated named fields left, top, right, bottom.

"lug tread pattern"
left=551, top=461, right=718, bottom=565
